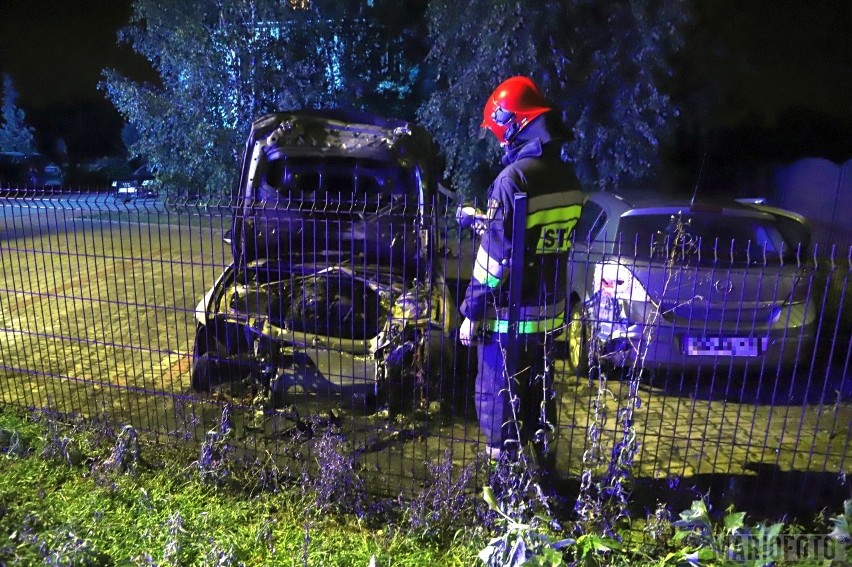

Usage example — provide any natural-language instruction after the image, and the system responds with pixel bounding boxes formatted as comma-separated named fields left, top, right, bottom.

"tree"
left=418, top=0, right=689, bottom=196
left=104, top=0, right=686, bottom=197
left=0, top=74, right=36, bottom=154
left=101, top=0, right=427, bottom=197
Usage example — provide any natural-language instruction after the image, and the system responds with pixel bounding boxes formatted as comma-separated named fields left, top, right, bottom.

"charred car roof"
left=237, top=110, right=440, bottom=193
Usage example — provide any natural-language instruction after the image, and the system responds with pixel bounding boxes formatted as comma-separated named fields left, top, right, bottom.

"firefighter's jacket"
left=461, top=125, right=584, bottom=334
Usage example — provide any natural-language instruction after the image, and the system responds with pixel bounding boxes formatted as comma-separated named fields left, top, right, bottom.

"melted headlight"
left=389, top=284, right=431, bottom=327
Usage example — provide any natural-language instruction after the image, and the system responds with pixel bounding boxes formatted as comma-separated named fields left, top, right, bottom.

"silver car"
left=565, top=190, right=817, bottom=374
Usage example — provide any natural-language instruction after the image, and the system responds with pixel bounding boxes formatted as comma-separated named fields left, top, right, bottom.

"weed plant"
left=575, top=213, right=701, bottom=537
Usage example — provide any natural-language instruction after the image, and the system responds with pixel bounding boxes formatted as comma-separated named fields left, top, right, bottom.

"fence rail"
left=1, top=190, right=850, bottom=516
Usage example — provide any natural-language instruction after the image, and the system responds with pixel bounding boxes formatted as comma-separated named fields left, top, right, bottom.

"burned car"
left=192, top=110, right=461, bottom=412
left=566, top=190, right=817, bottom=375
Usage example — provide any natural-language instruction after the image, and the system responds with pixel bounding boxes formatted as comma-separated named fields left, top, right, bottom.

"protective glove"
left=455, top=204, right=488, bottom=235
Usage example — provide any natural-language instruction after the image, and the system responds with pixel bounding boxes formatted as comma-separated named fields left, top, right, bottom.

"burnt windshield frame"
left=259, top=154, right=416, bottom=203
left=613, top=212, right=799, bottom=265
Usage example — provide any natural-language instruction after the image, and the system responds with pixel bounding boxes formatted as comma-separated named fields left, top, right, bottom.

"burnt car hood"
left=231, top=110, right=441, bottom=271
left=208, top=260, right=452, bottom=353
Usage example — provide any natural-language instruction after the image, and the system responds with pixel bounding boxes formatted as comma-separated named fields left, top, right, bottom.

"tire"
left=384, top=368, right=416, bottom=416
left=566, top=301, right=589, bottom=379
left=191, top=323, right=248, bottom=392
left=191, top=352, right=222, bottom=392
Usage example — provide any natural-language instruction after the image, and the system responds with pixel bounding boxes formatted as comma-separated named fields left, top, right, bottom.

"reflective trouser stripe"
left=483, top=315, right=565, bottom=334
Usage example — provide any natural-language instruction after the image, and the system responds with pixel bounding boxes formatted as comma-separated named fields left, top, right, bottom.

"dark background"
left=1, top=0, right=851, bottom=173
left=0, top=0, right=154, bottom=160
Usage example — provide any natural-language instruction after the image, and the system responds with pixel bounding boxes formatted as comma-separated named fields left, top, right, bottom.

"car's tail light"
left=594, top=261, right=649, bottom=303
left=592, top=260, right=660, bottom=328
left=787, top=269, right=813, bottom=304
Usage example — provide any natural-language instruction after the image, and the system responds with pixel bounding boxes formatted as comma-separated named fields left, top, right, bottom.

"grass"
left=0, top=409, right=486, bottom=566
left=2, top=407, right=850, bottom=567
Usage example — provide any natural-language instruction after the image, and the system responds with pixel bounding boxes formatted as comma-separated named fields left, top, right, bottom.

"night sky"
left=1, top=0, right=851, bottom=166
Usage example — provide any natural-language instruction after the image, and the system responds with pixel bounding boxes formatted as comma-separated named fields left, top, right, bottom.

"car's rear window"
left=614, top=212, right=802, bottom=265
left=575, top=200, right=607, bottom=244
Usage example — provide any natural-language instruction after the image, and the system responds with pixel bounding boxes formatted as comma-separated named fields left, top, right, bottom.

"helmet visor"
left=480, top=105, right=515, bottom=140
left=491, top=106, right=515, bottom=126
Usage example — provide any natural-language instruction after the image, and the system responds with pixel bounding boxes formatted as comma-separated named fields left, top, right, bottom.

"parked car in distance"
left=112, top=164, right=157, bottom=202
left=41, top=161, right=64, bottom=187
left=0, top=152, right=63, bottom=189
left=566, top=190, right=816, bottom=375
left=192, top=110, right=463, bottom=413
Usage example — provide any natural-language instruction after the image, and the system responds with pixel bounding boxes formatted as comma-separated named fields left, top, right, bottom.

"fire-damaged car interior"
left=192, top=110, right=462, bottom=413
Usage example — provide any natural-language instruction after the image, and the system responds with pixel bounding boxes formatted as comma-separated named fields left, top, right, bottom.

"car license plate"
left=683, top=336, right=768, bottom=357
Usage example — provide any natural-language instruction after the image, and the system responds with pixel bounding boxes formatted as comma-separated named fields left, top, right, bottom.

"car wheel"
left=191, top=323, right=248, bottom=391
left=191, top=352, right=223, bottom=392
left=566, top=300, right=589, bottom=378
left=385, top=368, right=417, bottom=416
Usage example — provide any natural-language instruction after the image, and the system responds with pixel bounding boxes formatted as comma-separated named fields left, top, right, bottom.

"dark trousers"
left=474, top=333, right=555, bottom=452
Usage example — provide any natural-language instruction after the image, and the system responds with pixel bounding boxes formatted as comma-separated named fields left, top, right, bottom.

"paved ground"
left=1, top=194, right=850, bottom=515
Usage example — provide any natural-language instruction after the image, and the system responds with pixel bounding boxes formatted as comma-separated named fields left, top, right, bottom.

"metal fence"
left=1, top=189, right=850, bottom=517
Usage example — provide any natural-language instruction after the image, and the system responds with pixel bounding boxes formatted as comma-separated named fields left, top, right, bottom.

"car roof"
left=587, top=189, right=773, bottom=217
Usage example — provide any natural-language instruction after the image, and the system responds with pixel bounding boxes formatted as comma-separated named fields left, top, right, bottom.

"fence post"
left=505, top=193, right=528, bottom=385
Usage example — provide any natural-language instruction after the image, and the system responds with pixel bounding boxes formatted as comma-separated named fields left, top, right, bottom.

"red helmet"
left=481, top=76, right=552, bottom=145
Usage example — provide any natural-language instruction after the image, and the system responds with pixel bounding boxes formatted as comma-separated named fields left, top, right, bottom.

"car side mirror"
left=222, top=228, right=232, bottom=245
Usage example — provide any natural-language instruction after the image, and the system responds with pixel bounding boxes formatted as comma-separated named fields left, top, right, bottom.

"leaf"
left=507, top=537, right=527, bottom=567
left=724, top=511, right=746, bottom=534
left=483, top=485, right=500, bottom=512
left=679, top=500, right=710, bottom=523
left=596, top=536, right=622, bottom=551
left=550, top=538, right=575, bottom=550
left=537, top=546, right=565, bottom=566
left=478, top=541, right=501, bottom=564
left=764, top=522, right=783, bottom=541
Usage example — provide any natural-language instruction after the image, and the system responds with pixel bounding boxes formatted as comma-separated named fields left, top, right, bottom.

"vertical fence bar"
left=504, top=193, right=528, bottom=392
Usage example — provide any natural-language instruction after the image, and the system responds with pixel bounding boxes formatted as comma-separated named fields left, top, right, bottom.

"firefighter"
left=459, top=76, right=584, bottom=465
